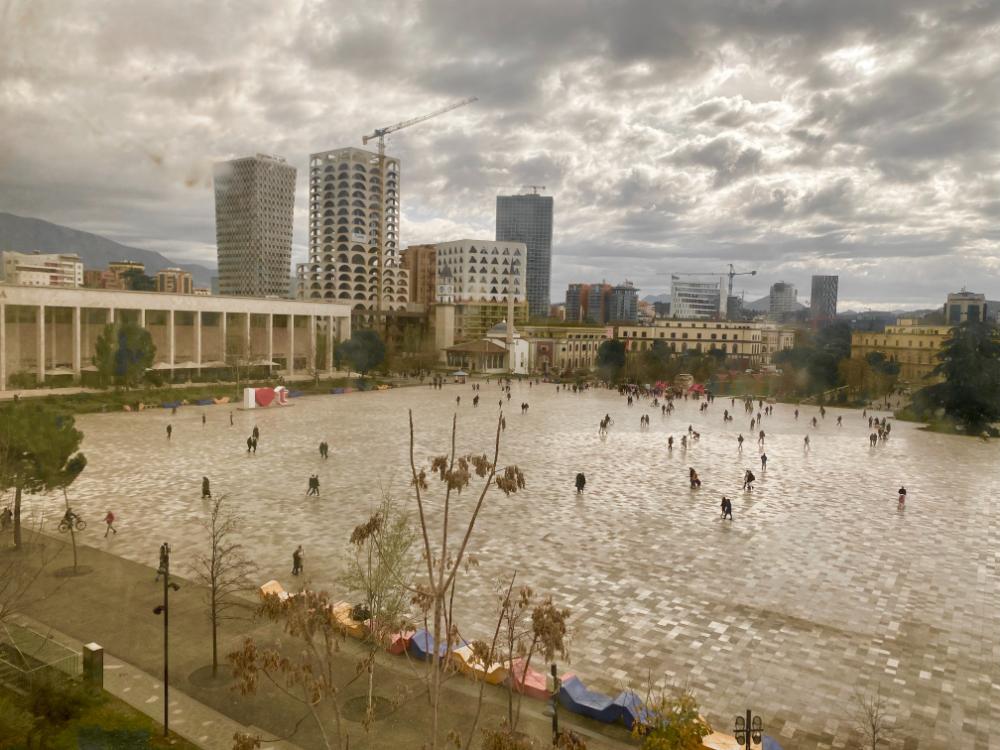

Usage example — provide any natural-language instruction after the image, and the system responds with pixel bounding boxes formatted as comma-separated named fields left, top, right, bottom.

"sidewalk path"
left=10, top=612, right=302, bottom=750
left=8, top=533, right=637, bottom=750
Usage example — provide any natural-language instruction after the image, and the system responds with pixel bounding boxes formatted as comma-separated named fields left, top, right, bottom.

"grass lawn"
left=0, top=681, right=202, bottom=750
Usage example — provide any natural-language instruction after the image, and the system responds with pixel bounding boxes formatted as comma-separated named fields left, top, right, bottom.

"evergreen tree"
left=340, top=329, right=386, bottom=377
left=93, top=322, right=156, bottom=389
left=596, top=339, right=626, bottom=381
left=919, top=321, right=1000, bottom=435
left=0, top=403, right=86, bottom=550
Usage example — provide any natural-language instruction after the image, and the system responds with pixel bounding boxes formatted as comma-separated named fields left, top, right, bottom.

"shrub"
left=29, top=673, right=96, bottom=726
left=0, top=694, right=34, bottom=748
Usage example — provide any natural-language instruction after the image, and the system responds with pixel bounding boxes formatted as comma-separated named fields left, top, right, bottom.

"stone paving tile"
left=51, top=384, right=1000, bottom=749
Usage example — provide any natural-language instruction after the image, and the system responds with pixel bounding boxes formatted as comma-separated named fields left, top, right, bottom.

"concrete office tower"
left=300, top=147, right=408, bottom=315
left=496, top=192, right=553, bottom=319
left=810, top=275, right=839, bottom=325
left=670, top=276, right=727, bottom=319
left=769, top=282, right=798, bottom=319
left=213, top=154, right=296, bottom=297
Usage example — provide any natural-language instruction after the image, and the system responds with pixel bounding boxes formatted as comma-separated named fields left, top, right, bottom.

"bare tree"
left=230, top=589, right=356, bottom=750
left=195, top=494, right=257, bottom=677
left=407, top=410, right=526, bottom=749
left=853, top=685, right=891, bottom=749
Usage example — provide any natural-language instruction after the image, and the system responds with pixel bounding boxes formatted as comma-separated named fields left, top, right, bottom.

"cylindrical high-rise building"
left=496, top=192, right=553, bottom=319
left=213, top=154, right=296, bottom=297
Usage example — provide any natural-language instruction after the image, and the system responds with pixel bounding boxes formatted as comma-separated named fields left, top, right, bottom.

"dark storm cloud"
left=1, top=0, right=998, bottom=308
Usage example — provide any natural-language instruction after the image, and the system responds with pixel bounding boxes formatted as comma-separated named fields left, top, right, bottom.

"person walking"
left=230, top=411, right=234, bottom=426
left=897, top=486, right=907, bottom=509
left=154, top=542, right=170, bottom=582
left=292, top=545, right=304, bottom=576
left=0, top=507, right=11, bottom=531
left=307, top=475, right=320, bottom=496
left=575, top=472, right=586, bottom=493
left=737, top=434, right=744, bottom=452
left=246, top=436, right=254, bottom=453
left=743, top=469, right=755, bottom=491
left=103, top=510, right=117, bottom=537
left=689, top=468, right=701, bottom=488
left=201, top=476, right=211, bottom=499
left=804, top=435, right=811, bottom=451
left=202, top=413, right=206, bottom=427
left=252, top=425, right=260, bottom=442
left=251, top=436, right=258, bottom=454
left=760, top=453, right=767, bottom=470
left=720, top=496, right=733, bottom=520
left=166, top=424, right=172, bottom=440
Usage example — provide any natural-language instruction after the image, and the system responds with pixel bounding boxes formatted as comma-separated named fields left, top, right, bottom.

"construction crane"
left=361, top=96, right=478, bottom=318
left=522, top=185, right=546, bottom=194
left=656, top=264, right=757, bottom=298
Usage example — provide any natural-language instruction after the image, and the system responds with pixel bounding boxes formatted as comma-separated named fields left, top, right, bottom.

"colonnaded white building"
left=0, top=286, right=352, bottom=391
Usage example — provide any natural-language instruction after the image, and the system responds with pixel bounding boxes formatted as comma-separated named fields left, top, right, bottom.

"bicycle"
left=57, top=517, right=86, bottom=533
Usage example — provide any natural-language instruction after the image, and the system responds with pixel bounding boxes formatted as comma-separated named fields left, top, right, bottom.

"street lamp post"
left=734, top=709, right=763, bottom=749
left=152, top=542, right=180, bottom=738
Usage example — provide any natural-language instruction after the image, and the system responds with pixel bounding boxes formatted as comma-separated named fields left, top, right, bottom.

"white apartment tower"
left=299, top=147, right=408, bottom=315
left=434, top=240, right=527, bottom=304
left=213, top=154, right=296, bottom=297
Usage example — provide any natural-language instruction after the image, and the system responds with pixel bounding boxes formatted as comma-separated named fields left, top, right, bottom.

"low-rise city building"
left=155, top=267, right=194, bottom=295
left=520, top=324, right=608, bottom=374
left=612, top=320, right=771, bottom=364
left=0, top=285, right=351, bottom=390
left=850, top=318, right=949, bottom=383
left=1, top=251, right=84, bottom=288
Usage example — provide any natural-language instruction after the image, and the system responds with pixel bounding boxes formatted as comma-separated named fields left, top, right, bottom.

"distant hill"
left=642, top=293, right=670, bottom=304
left=0, top=212, right=215, bottom=287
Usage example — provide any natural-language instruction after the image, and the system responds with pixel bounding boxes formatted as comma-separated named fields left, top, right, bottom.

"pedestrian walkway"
left=10, top=612, right=301, bottom=750
left=9, top=532, right=635, bottom=750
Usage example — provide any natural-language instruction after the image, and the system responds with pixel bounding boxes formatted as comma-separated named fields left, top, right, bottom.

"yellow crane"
left=362, top=97, right=478, bottom=318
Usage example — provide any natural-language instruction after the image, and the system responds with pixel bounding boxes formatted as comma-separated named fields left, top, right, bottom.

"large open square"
left=50, top=383, right=1000, bottom=748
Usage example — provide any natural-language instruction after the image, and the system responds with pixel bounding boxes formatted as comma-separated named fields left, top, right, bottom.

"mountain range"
left=0, top=212, right=215, bottom=287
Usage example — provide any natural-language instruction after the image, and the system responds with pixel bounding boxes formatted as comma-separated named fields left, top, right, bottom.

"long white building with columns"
left=0, top=285, right=352, bottom=390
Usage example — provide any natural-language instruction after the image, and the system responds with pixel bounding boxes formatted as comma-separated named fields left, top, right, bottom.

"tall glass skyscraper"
left=496, top=193, right=553, bottom=319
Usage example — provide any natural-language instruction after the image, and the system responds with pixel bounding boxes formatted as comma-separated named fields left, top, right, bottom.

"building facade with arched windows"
left=297, top=147, right=408, bottom=319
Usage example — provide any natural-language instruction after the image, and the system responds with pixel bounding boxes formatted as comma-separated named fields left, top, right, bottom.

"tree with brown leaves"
left=407, top=410, right=525, bottom=749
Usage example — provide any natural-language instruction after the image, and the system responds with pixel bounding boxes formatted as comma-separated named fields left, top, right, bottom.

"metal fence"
left=0, top=623, right=81, bottom=692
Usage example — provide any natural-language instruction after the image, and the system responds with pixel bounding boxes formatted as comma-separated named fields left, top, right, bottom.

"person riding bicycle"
left=62, top=507, right=80, bottom=528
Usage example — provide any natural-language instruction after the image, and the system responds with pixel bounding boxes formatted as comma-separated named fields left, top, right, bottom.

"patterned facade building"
left=213, top=154, right=296, bottom=297
left=298, top=147, right=408, bottom=316
left=434, top=239, right=528, bottom=341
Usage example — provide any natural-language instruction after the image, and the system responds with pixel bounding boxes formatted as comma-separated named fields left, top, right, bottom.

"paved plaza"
left=47, top=383, right=1000, bottom=748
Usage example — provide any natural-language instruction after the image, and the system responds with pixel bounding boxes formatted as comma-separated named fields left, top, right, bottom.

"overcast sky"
left=2, top=0, right=999, bottom=309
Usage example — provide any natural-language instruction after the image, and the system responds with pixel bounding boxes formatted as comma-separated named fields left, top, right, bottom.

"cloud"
left=0, top=0, right=998, bottom=307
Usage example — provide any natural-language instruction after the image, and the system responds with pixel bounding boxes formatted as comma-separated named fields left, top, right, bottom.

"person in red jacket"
left=104, top=510, right=117, bottom=537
